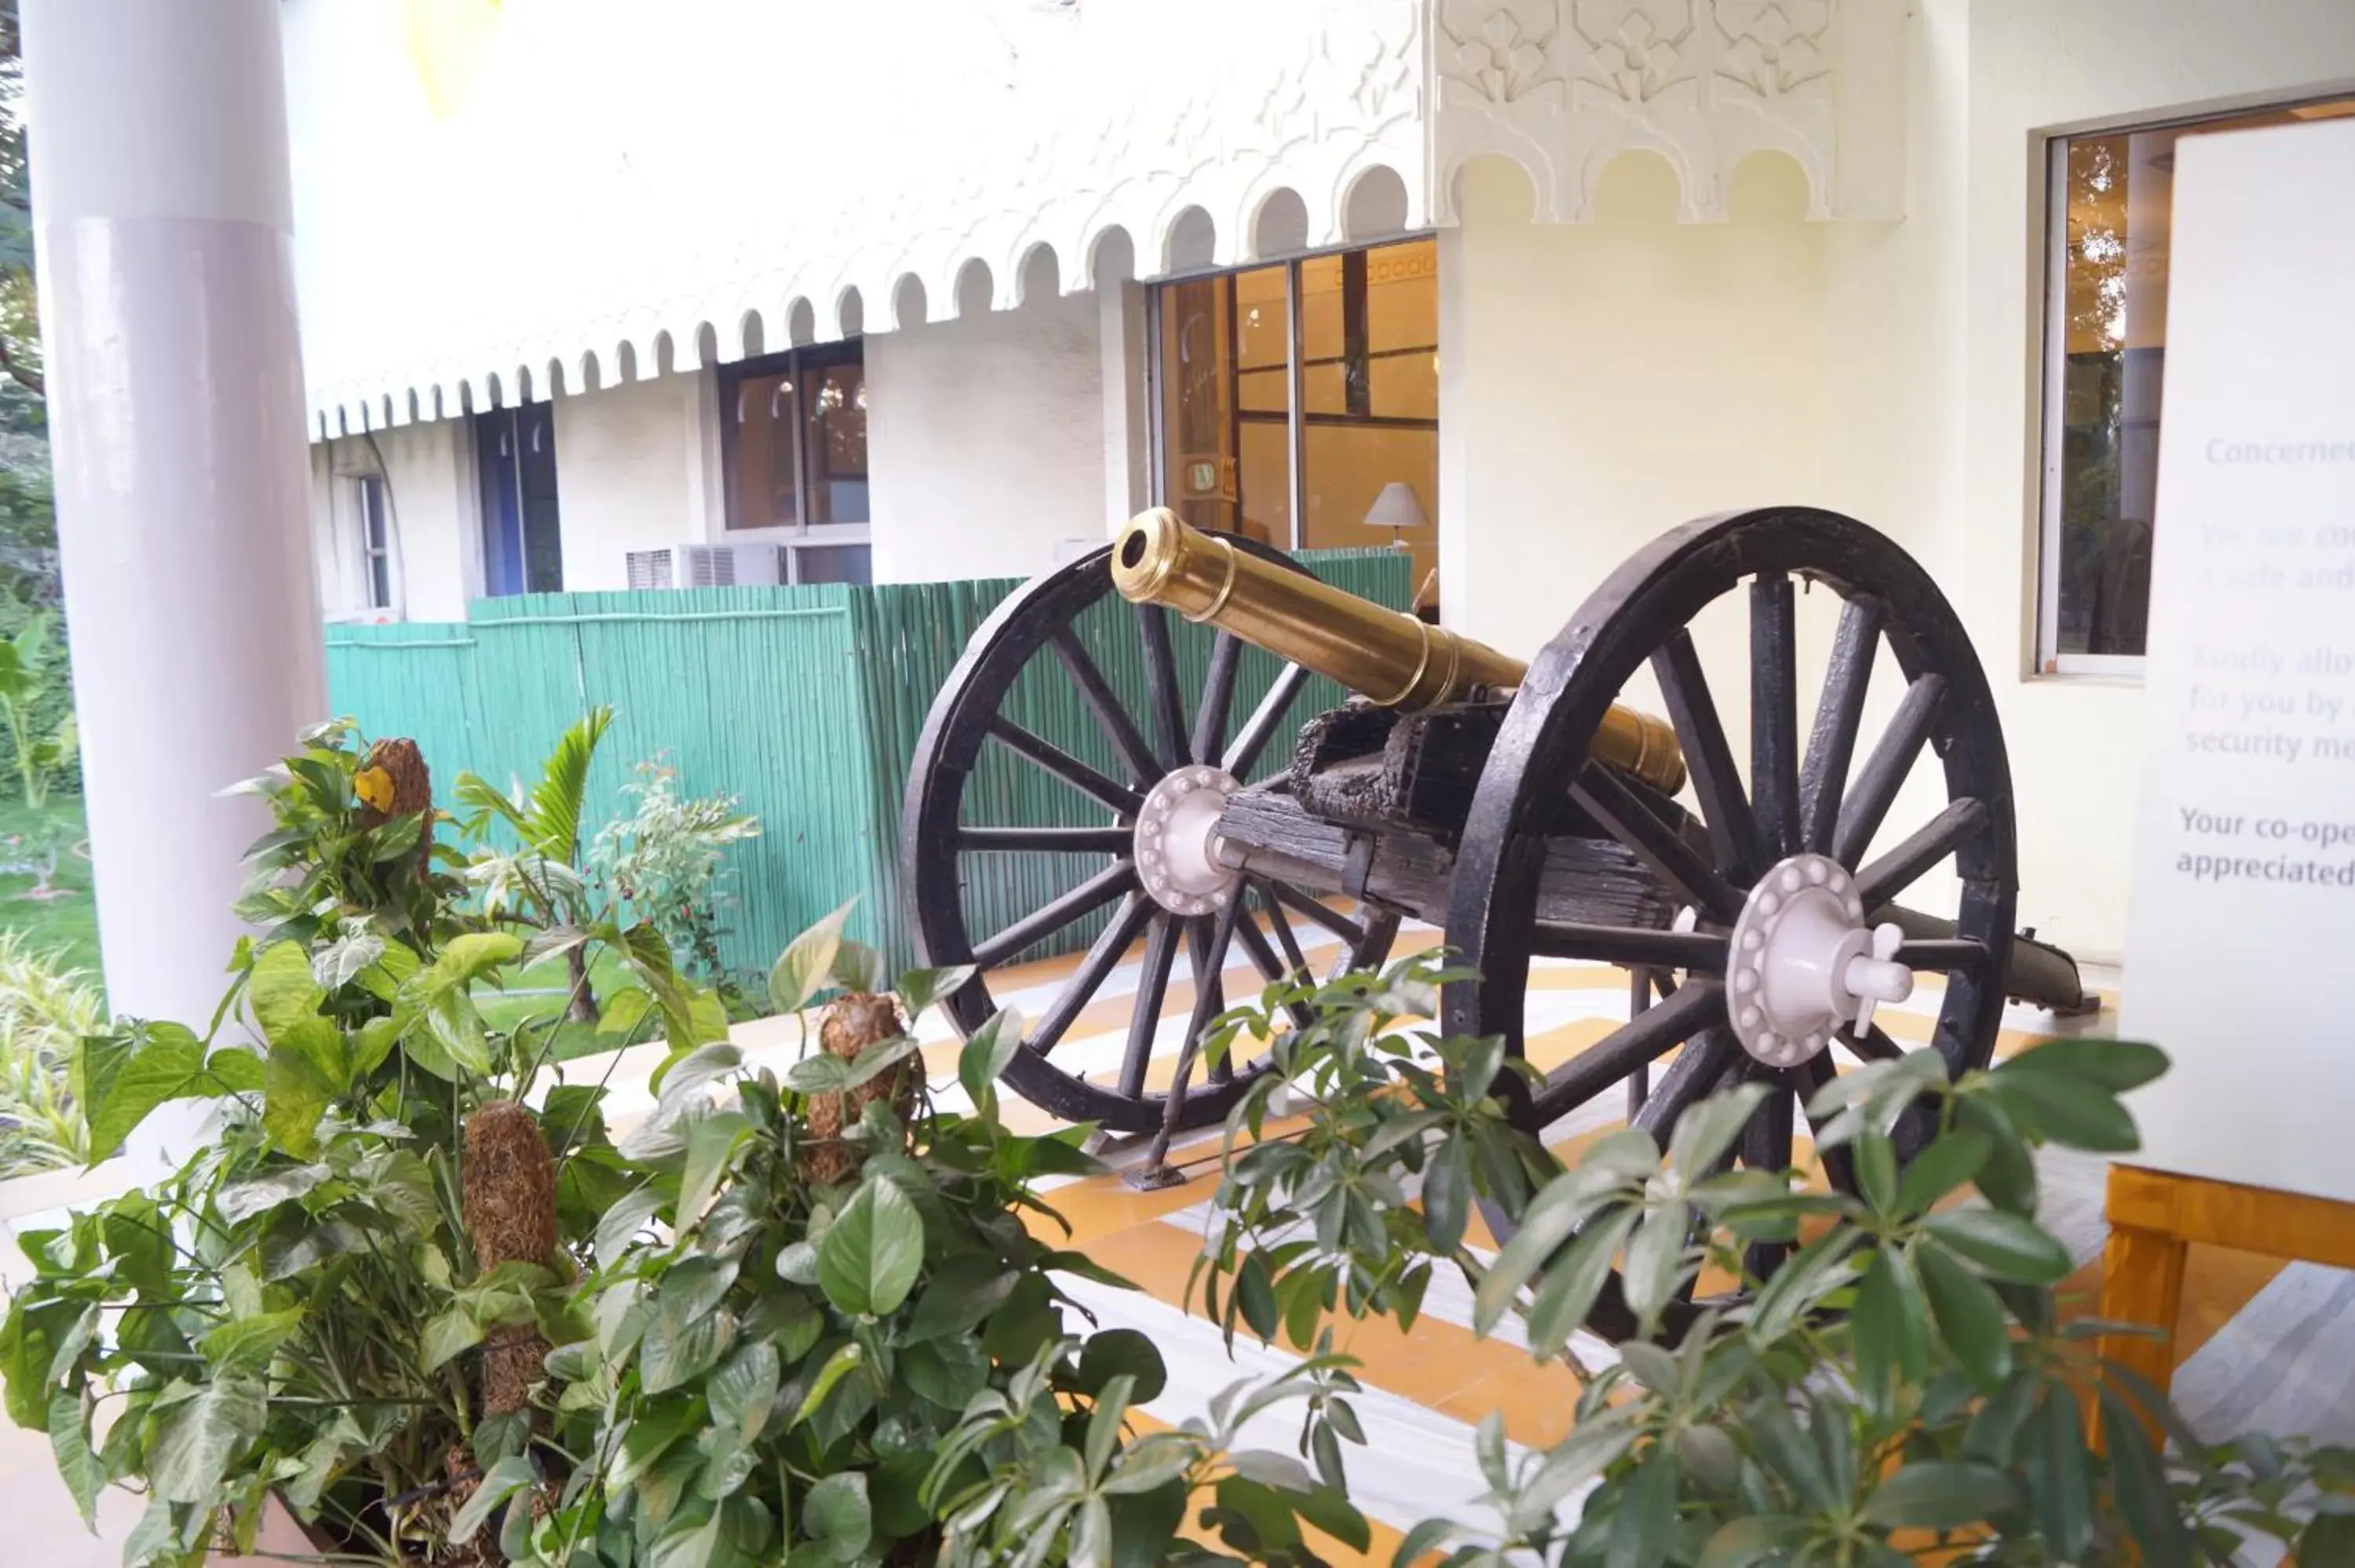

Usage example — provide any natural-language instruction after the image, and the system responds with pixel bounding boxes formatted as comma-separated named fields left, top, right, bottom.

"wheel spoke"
left=1801, top=597, right=1882, bottom=855
left=1530, top=980, right=1728, bottom=1125
left=1893, top=937, right=1991, bottom=976
left=1261, top=880, right=1365, bottom=946
left=1830, top=673, right=1946, bottom=869
left=1182, top=905, right=1242, bottom=1079
left=1136, top=603, right=1192, bottom=770
left=988, top=718, right=1145, bottom=818
left=1528, top=921, right=1729, bottom=972
left=1256, top=880, right=1315, bottom=981
left=1028, top=894, right=1153, bottom=1057
left=1751, top=574, right=1802, bottom=859
left=1192, top=632, right=1245, bottom=767
left=1119, top=915, right=1181, bottom=1100
left=1652, top=630, right=1768, bottom=884
left=1232, top=905, right=1316, bottom=1031
left=1573, top=764, right=1744, bottom=923
left=1050, top=626, right=1162, bottom=787
left=1842, top=1023, right=1905, bottom=1062
left=958, top=826, right=1132, bottom=855
left=1223, top=662, right=1313, bottom=779
left=1630, top=1026, right=1743, bottom=1144
left=969, top=860, right=1140, bottom=970
left=1739, top=1080, right=1796, bottom=1280
left=1853, top=797, right=1988, bottom=909
left=1627, top=970, right=1656, bottom=1120
left=1342, top=909, right=1403, bottom=981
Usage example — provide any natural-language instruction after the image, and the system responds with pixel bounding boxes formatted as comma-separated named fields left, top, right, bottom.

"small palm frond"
left=450, top=768, right=535, bottom=841
left=525, top=706, right=613, bottom=864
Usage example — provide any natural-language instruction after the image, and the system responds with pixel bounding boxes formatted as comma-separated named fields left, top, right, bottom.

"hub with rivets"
left=1725, top=852, right=1913, bottom=1068
left=1134, top=764, right=1241, bottom=916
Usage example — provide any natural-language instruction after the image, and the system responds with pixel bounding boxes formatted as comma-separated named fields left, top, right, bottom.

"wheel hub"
left=1134, top=764, right=1240, bottom=916
left=1726, top=853, right=1911, bottom=1068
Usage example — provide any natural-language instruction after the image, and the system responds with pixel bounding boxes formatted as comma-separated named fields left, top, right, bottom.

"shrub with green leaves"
left=0, top=928, right=98, bottom=1175
left=588, top=754, right=759, bottom=995
left=1195, top=950, right=2355, bottom=1566
left=0, top=722, right=721, bottom=1566
left=0, top=595, right=76, bottom=808
left=489, top=917, right=1374, bottom=1568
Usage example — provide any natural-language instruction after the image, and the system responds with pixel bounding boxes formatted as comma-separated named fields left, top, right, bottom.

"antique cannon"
left=903, top=505, right=2093, bottom=1324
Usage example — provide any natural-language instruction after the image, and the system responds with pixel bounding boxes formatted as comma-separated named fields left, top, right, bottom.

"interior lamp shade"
left=1364, top=481, right=1428, bottom=531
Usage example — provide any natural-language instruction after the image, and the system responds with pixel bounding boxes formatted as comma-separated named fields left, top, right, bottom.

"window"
left=354, top=472, right=392, bottom=611
left=475, top=404, right=563, bottom=595
left=1152, top=237, right=1440, bottom=611
left=2037, top=94, right=2355, bottom=673
left=718, top=341, right=872, bottom=585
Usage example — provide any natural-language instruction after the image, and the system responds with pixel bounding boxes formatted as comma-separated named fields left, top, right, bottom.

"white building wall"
left=553, top=374, right=707, bottom=591
left=1443, top=0, right=2355, bottom=963
left=311, top=421, right=477, bottom=622
left=1951, top=0, right=2355, bottom=959
left=867, top=292, right=1108, bottom=584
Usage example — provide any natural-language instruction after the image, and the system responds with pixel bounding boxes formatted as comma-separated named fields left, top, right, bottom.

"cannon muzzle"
left=1110, top=508, right=1685, bottom=795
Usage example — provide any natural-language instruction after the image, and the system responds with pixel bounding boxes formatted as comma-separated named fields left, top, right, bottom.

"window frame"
left=353, top=471, right=393, bottom=612
left=2032, top=89, right=2355, bottom=680
left=1145, top=233, right=1439, bottom=548
left=716, top=340, right=872, bottom=560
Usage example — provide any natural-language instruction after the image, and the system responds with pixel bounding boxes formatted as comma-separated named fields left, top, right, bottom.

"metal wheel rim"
left=1444, top=507, right=2019, bottom=1340
left=902, top=535, right=1398, bottom=1133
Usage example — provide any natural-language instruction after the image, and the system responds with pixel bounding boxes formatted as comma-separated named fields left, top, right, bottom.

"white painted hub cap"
left=1134, top=764, right=1240, bottom=916
left=1725, top=852, right=1912, bottom=1068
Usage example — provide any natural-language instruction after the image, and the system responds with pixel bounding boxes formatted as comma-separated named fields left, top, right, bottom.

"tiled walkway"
left=9, top=924, right=2353, bottom=1563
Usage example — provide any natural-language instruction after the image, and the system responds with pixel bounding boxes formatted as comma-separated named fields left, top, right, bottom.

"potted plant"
left=482, top=911, right=1373, bottom=1567
left=0, top=721, right=715, bottom=1565
left=1191, top=950, right=2355, bottom=1566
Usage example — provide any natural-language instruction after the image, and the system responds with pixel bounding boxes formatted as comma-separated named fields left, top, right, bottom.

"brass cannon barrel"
left=1109, top=509, right=1686, bottom=795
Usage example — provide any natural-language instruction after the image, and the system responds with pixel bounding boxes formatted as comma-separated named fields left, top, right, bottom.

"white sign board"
left=2121, top=116, right=2355, bottom=1205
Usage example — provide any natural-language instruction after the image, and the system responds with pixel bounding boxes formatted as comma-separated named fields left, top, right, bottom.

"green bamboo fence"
left=325, top=549, right=1411, bottom=979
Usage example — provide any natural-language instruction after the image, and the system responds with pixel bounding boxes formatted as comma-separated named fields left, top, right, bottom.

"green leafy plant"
left=588, top=753, right=759, bottom=994
left=481, top=919, right=1374, bottom=1568
left=0, top=928, right=97, bottom=1174
left=232, top=719, right=472, bottom=960
left=1195, top=951, right=2355, bottom=1566
left=0, top=724, right=721, bottom=1566
left=457, top=707, right=615, bottom=1023
left=0, top=598, right=74, bottom=807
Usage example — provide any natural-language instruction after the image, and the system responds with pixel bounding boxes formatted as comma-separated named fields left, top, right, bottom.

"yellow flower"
left=355, top=765, right=397, bottom=813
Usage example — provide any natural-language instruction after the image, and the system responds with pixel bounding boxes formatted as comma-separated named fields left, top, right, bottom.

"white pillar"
left=1096, top=257, right=1154, bottom=534
left=24, top=0, right=326, bottom=1161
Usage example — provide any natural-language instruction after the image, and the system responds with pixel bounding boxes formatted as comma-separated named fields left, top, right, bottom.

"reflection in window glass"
left=805, top=359, right=869, bottom=525
left=2043, top=95, right=2355, bottom=662
left=1157, top=276, right=1244, bottom=538
left=791, top=542, right=872, bottom=585
left=720, top=345, right=868, bottom=531
left=1152, top=238, right=1440, bottom=607
left=730, top=371, right=801, bottom=529
left=1301, top=239, right=1438, bottom=603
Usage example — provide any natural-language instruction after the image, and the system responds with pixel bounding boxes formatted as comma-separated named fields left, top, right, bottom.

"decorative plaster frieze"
left=1430, top=0, right=1906, bottom=224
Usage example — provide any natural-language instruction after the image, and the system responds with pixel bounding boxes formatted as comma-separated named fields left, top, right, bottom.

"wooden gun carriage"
left=902, top=505, right=2094, bottom=1330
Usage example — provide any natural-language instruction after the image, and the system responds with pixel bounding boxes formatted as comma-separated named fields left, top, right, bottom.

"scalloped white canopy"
left=286, top=0, right=1904, bottom=437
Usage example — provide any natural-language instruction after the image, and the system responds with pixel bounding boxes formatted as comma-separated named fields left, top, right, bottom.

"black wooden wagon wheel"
left=903, top=534, right=1397, bottom=1134
left=1445, top=507, right=2019, bottom=1340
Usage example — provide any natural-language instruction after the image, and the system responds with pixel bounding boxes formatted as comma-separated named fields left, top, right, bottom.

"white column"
left=1099, top=277, right=1154, bottom=534
left=24, top=0, right=326, bottom=1161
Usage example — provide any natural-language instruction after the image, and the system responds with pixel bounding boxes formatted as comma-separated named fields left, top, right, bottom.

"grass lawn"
left=0, top=796, right=100, bottom=978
